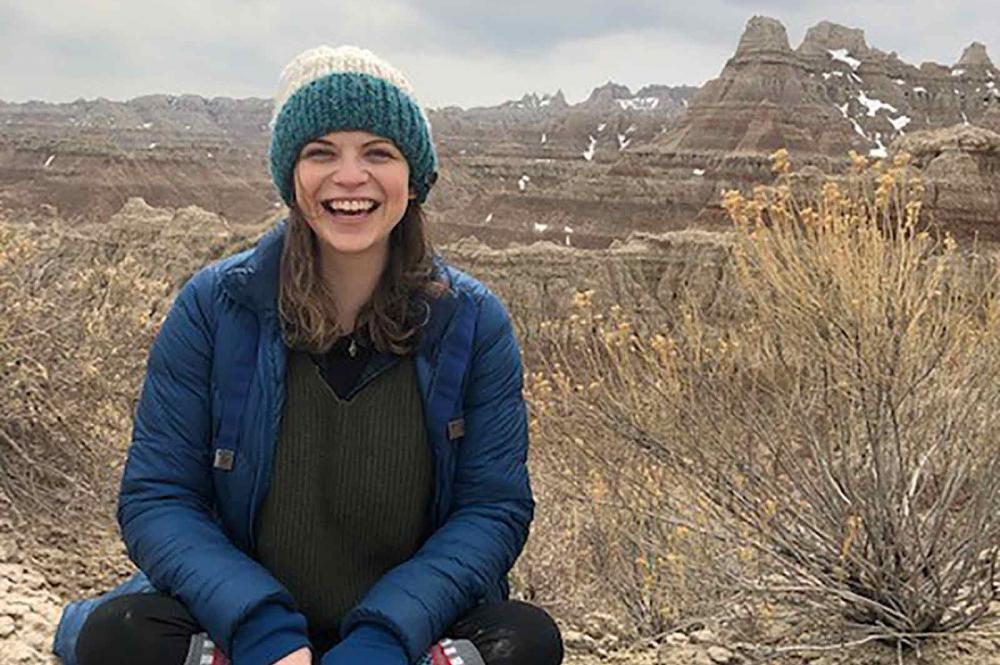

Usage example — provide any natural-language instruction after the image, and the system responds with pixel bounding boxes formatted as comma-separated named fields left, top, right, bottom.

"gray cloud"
left=392, top=1, right=671, bottom=54
left=0, top=1, right=996, bottom=108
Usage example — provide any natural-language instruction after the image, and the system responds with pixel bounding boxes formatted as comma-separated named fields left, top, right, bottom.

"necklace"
left=347, top=336, right=358, bottom=358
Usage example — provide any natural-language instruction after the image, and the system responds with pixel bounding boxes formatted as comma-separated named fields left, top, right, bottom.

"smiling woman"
left=294, top=132, right=411, bottom=255
left=52, top=45, right=563, bottom=665
left=281, top=128, right=435, bottom=355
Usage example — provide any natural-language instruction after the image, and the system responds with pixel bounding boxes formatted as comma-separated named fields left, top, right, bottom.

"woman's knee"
left=76, top=593, right=197, bottom=665
left=501, top=601, right=563, bottom=665
left=454, top=600, right=564, bottom=665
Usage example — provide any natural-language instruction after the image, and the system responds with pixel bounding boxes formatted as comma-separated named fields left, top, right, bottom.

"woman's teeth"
left=322, top=200, right=378, bottom=216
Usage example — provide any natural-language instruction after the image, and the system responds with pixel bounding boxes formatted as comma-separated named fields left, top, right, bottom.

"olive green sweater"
left=254, top=349, right=433, bottom=650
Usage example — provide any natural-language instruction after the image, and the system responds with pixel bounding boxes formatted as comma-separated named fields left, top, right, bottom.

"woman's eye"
left=301, top=146, right=395, bottom=161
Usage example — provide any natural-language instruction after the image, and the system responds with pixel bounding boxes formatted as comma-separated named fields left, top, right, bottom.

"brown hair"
left=278, top=202, right=447, bottom=355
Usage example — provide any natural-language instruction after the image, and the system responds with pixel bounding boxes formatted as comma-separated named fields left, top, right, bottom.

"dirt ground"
left=0, top=538, right=60, bottom=664
left=2, top=521, right=999, bottom=664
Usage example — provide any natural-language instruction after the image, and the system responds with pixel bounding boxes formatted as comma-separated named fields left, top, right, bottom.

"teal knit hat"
left=269, top=45, right=438, bottom=206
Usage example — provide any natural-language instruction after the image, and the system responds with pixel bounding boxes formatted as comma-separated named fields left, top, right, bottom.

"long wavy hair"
left=278, top=201, right=447, bottom=356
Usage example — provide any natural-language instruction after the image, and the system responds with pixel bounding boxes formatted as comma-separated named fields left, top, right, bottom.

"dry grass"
left=0, top=221, right=164, bottom=520
left=516, top=150, right=1000, bottom=652
left=0, top=208, right=244, bottom=524
left=514, top=303, right=733, bottom=639
left=3, top=162, right=999, bottom=658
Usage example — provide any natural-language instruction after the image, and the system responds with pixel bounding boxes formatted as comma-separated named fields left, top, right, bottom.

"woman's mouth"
left=320, top=199, right=381, bottom=220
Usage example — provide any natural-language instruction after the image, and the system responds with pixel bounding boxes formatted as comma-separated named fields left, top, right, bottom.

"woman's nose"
left=330, top=155, right=369, bottom=186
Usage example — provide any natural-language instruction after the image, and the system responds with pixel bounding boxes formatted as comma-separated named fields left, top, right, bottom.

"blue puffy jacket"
left=52, top=220, right=534, bottom=664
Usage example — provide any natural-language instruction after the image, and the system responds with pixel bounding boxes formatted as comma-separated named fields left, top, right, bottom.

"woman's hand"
left=274, top=646, right=312, bottom=665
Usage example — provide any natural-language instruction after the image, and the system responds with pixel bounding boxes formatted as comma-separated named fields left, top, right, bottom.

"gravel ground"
left=2, top=528, right=999, bottom=664
left=0, top=557, right=60, bottom=664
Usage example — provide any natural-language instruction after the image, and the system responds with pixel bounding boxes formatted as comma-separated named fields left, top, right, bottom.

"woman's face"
left=293, top=130, right=413, bottom=267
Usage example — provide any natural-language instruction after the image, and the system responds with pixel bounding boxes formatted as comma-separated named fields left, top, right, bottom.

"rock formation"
left=0, top=81, right=696, bottom=248
left=733, top=15, right=795, bottom=58
left=423, top=80, right=697, bottom=247
left=443, top=229, right=736, bottom=340
left=957, top=42, right=995, bottom=70
left=30, top=195, right=737, bottom=335
left=628, top=16, right=1000, bottom=235
left=893, top=125, right=1000, bottom=240
left=0, top=94, right=276, bottom=225
left=1, top=16, right=998, bottom=246
left=654, top=16, right=1000, bottom=158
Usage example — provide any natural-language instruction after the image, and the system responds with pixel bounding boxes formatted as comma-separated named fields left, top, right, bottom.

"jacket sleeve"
left=340, top=290, right=534, bottom=661
left=117, top=268, right=310, bottom=665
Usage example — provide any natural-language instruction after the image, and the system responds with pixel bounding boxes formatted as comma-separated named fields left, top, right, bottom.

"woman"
left=52, top=45, right=563, bottom=665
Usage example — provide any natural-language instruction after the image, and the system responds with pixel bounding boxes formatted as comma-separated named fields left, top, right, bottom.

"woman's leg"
left=446, top=600, right=563, bottom=665
left=75, top=592, right=206, bottom=665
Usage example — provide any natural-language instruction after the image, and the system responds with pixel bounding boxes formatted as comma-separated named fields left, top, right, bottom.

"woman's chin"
left=314, top=228, right=387, bottom=258
left=320, top=237, right=376, bottom=256
left=303, top=206, right=399, bottom=260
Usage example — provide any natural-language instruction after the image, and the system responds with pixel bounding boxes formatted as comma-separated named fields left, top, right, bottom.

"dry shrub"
left=516, top=296, right=730, bottom=637
left=0, top=207, right=250, bottom=524
left=525, top=150, right=1000, bottom=648
left=0, top=221, right=164, bottom=519
left=706, top=152, right=1000, bottom=642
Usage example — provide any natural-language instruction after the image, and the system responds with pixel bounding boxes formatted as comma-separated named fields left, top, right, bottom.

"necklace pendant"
left=348, top=338, right=358, bottom=358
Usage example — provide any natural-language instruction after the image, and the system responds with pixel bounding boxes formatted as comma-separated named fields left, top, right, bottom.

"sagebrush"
left=525, top=150, right=1000, bottom=648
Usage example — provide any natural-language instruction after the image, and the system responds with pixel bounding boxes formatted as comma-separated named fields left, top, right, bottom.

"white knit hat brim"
left=271, top=45, right=419, bottom=127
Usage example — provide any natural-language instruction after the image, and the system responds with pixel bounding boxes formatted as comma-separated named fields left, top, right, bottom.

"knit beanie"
left=269, top=45, right=438, bottom=206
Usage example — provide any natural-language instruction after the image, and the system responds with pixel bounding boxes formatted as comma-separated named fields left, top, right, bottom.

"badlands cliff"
left=1, top=16, right=998, bottom=244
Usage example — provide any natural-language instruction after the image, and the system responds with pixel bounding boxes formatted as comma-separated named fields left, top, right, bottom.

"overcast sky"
left=2, top=1, right=996, bottom=109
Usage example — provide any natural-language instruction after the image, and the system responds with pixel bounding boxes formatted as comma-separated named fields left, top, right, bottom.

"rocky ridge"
left=2, top=16, right=999, bottom=246
left=0, top=95, right=275, bottom=226
left=657, top=17, right=1000, bottom=157
left=445, top=229, right=737, bottom=341
left=621, top=16, right=1000, bottom=236
left=431, top=81, right=694, bottom=159
left=0, top=81, right=696, bottom=248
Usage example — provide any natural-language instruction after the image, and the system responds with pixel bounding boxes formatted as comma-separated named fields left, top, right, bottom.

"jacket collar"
left=219, top=218, right=460, bottom=352
left=219, top=219, right=286, bottom=315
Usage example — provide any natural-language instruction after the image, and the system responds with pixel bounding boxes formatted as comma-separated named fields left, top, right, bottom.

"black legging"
left=75, top=592, right=563, bottom=665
